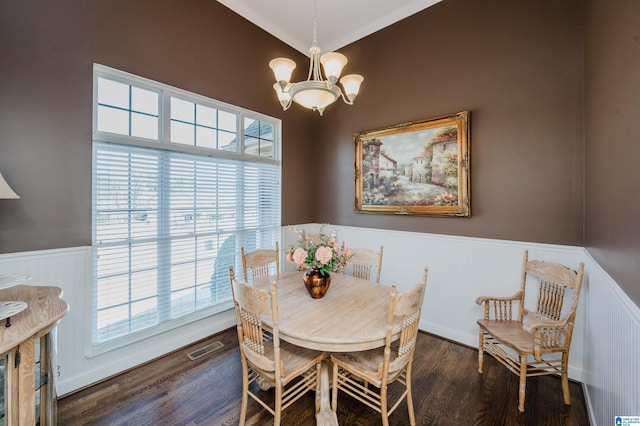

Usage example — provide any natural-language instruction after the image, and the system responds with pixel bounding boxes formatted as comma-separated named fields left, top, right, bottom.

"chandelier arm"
left=307, top=62, right=314, bottom=81
left=338, top=89, right=355, bottom=106
left=308, top=52, right=317, bottom=81
left=281, top=98, right=292, bottom=111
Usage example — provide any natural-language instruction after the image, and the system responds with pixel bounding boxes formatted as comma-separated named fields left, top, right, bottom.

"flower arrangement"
left=286, top=225, right=352, bottom=275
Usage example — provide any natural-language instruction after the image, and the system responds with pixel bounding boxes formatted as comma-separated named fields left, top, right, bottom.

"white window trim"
left=93, top=63, right=281, bottom=164
left=90, top=63, right=281, bottom=356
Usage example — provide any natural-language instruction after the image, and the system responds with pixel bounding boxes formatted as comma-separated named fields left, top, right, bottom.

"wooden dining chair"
left=476, top=251, right=585, bottom=412
left=229, top=266, right=325, bottom=426
left=331, top=267, right=428, bottom=426
left=241, top=241, right=279, bottom=283
left=348, top=245, right=383, bottom=283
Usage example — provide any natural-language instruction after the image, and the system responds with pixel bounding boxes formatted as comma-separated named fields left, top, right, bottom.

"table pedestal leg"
left=315, top=360, right=338, bottom=426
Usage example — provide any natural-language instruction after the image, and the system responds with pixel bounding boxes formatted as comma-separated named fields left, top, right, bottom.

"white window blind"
left=92, top=64, right=281, bottom=351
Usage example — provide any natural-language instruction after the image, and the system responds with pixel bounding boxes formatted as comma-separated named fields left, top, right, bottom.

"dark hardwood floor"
left=58, top=328, right=590, bottom=425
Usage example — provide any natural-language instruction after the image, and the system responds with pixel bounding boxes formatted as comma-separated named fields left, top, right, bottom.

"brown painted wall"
left=0, top=0, right=315, bottom=253
left=1, top=0, right=636, bottom=314
left=585, top=0, right=640, bottom=306
left=315, top=0, right=585, bottom=246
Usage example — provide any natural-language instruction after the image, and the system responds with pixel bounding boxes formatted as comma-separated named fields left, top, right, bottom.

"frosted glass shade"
left=269, top=58, right=296, bottom=85
left=273, top=83, right=292, bottom=109
left=292, top=88, right=338, bottom=110
left=340, top=74, right=364, bottom=100
left=320, top=52, right=347, bottom=83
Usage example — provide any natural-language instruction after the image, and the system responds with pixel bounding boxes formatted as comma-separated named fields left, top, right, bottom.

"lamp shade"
left=289, top=81, right=341, bottom=111
left=0, top=172, right=19, bottom=199
left=339, top=74, right=364, bottom=101
left=292, top=88, right=337, bottom=110
left=320, top=52, right=347, bottom=83
left=269, top=58, right=296, bottom=87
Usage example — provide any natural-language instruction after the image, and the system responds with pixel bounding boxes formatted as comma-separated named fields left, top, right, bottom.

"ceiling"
left=216, top=0, right=443, bottom=55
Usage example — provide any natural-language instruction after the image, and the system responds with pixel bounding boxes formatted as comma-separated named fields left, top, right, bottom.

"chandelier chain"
left=313, top=0, right=318, bottom=45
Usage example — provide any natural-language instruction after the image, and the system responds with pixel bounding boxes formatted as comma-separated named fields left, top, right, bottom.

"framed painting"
left=354, top=111, right=470, bottom=217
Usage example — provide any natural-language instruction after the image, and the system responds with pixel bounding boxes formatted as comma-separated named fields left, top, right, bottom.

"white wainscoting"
left=582, top=252, right=640, bottom=426
left=1, top=226, right=638, bottom=425
left=0, top=246, right=236, bottom=396
left=282, top=224, right=587, bottom=380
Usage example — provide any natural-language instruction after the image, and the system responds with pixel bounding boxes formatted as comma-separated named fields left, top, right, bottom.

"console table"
left=0, top=285, right=69, bottom=426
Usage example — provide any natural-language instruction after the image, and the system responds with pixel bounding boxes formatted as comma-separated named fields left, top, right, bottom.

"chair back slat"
left=352, top=263, right=373, bottom=281
left=536, top=281, right=566, bottom=321
left=348, top=246, right=383, bottom=283
left=241, top=242, right=279, bottom=283
left=249, top=263, right=272, bottom=282
left=524, top=258, right=583, bottom=322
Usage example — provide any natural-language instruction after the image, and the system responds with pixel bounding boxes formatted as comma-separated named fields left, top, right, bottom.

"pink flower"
left=342, top=247, right=351, bottom=257
left=292, top=247, right=308, bottom=266
left=286, top=249, right=294, bottom=263
left=315, top=246, right=333, bottom=265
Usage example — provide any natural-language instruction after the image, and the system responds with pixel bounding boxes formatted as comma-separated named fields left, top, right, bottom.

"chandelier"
left=268, top=1, right=364, bottom=116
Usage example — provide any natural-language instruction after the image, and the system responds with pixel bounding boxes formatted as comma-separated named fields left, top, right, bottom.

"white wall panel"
left=582, top=252, right=640, bottom=426
left=2, top=225, right=638, bottom=426
left=283, top=225, right=586, bottom=378
left=0, top=247, right=235, bottom=396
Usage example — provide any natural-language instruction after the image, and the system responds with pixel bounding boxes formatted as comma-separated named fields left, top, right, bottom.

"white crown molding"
left=216, top=0, right=442, bottom=55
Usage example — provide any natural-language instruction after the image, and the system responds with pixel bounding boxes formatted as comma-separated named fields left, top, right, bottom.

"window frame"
left=90, top=64, right=281, bottom=356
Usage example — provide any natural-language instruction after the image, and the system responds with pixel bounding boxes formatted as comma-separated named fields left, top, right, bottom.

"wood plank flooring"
left=57, top=328, right=590, bottom=425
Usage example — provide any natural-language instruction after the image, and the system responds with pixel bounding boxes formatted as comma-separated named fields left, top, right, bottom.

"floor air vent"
left=187, top=341, right=224, bottom=360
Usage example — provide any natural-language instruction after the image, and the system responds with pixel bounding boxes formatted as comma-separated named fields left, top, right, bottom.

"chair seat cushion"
left=477, top=319, right=535, bottom=354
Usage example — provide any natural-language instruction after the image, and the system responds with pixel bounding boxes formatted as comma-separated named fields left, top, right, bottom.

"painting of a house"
left=355, top=111, right=470, bottom=216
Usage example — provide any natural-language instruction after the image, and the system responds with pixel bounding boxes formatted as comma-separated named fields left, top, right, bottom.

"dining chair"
left=229, top=266, right=325, bottom=426
left=476, top=250, right=585, bottom=412
left=348, top=245, right=383, bottom=283
left=331, top=267, right=428, bottom=426
left=241, top=241, right=279, bottom=283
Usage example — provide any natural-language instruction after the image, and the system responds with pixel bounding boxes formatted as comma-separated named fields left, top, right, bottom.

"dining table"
left=254, top=271, right=400, bottom=426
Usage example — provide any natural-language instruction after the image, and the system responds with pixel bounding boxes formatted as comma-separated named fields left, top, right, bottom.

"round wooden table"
left=255, top=271, right=397, bottom=426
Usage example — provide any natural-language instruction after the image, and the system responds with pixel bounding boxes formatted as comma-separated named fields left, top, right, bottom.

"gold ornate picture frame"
left=354, top=111, right=470, bottom=217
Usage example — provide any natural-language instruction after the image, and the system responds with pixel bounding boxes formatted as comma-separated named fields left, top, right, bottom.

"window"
left=92, top=64, right=281, bottom=352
